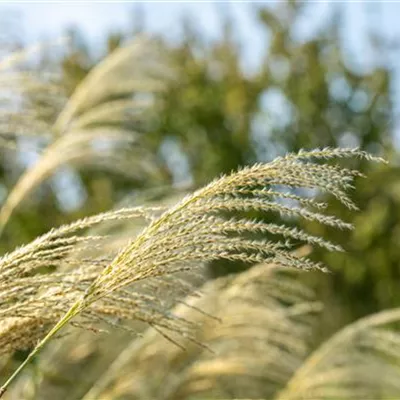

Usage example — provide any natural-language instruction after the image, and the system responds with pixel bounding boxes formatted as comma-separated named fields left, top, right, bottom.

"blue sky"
left=0, top=2, right=269, bottom=72
left=1, top=1, right=399, bottom=71
left=0, top=2, right=398, bottom=66
left=0, top=2, right=258, bottom=44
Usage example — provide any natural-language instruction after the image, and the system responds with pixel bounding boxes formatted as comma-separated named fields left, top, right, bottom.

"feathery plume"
left=0, top=148, right=383, bottom=396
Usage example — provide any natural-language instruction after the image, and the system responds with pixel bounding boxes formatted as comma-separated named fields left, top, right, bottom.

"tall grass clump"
left=83, top=266, right=400, bottom=400
left=0, top=147, right=385, bottom=396
left=83, top=263, right=319, bottom=400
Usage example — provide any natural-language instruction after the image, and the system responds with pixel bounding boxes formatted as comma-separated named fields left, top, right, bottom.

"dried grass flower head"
left=0, top=147, right=386, bottom=396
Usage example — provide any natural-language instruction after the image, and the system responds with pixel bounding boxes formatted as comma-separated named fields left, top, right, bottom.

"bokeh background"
left=1, top=1, right=400, bottom=398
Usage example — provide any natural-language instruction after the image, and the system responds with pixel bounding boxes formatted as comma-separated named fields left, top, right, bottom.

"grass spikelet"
left=0, top=318, right=50, bottom=357
left=0, top=206, right=161, bottom=281
left=0, top=148, right=382, bottom=396
left=0, top=205, right=199, bottom=360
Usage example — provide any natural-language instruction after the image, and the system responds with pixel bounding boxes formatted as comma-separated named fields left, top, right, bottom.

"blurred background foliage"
left=0, top=0, right=399, bottom=363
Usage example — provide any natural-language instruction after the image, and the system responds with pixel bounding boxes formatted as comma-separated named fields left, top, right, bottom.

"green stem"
left=0, top=300, right=81, bottom=398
